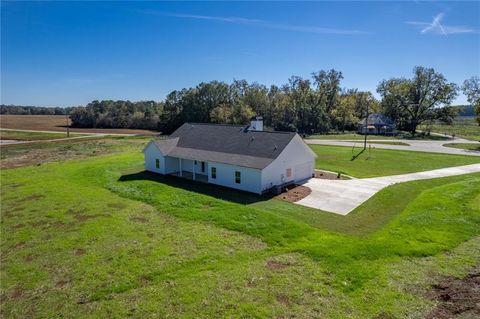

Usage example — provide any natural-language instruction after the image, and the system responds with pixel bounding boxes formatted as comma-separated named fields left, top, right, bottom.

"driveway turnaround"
left=306, top=138, right=480, bottom=156
left=295, top=163, right=480, bottom=215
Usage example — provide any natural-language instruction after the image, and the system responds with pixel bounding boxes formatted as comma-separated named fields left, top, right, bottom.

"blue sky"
left=1, top=1, right=479, bottom=107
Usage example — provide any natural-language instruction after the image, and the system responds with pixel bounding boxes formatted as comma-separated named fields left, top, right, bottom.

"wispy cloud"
left=406, top=13, right=476, bottom=35
left=144, top=11, right=368, bottom=35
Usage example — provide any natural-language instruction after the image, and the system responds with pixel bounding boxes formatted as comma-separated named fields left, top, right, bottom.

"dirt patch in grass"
left=266, top=260, right=291, bottom=270
left=314, top=170, right=347, bottom=179
left=275, top=186, right=311, bottom=203
left=108, top=202, right=128, bottom=209
left=75, top=249, right=86, bottom=256
left=10, top=287, right=24, bottom=299
left=427, top=272, right=480, bottom=319
left=276, top=293, right=291, bottom=306
left=55, top=279, right=70, bottom=288
left=130, top=216, right=149, bottom=223
left=24, top=254, right=34, bottom=262
left=23, top=194, right=44, bottom=201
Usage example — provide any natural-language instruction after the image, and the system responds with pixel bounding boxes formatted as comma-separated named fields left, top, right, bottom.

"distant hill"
left=455, top=105, right=474, bottom=117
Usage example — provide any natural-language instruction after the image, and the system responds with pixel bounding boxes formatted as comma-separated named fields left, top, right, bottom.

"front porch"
left=170, top=170, right=208, bottom=183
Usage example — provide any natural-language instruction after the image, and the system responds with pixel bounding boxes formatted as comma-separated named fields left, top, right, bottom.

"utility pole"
left=65, top=111, right=70, bottom=137
left=363, top=102, right=368, bottom=150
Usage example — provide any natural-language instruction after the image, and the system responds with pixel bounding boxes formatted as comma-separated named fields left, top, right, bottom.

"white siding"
left=261, top=134, right=316, bottom=191
left=207, top=161, right=262, bottom=194
left=144, top=143, right=166, bottom=174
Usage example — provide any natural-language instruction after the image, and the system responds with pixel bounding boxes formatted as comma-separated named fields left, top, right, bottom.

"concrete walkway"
left=306, top=138, right=480, bottom=156
left=296, top=163, right=480, bottom=215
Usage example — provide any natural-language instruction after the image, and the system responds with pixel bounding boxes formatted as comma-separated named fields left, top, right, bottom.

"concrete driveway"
left=306, top=138, right=480, bottom=156
left=295, top=163, right=480, bottom=215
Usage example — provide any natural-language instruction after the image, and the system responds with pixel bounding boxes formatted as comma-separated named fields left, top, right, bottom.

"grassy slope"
left=1, top=149, right=479, bottom=318
left=311, top=145, right=480, bottom=178
left=0, top=130, right=81, bottom=141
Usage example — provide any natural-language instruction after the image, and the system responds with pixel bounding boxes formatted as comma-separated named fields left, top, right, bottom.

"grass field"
left=0, top=129, right=83, bottom=141
left=311, top=145, right=480, bottom=178
left=0, top=115, right=159, bottom=135
left=443, top=143, right=480, bottom=151
left=1, top=138, right=480, bottom=318
left=420, top=116, right=480, bottom=141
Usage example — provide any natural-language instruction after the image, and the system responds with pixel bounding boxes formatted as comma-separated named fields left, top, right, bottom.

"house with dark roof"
left=143, top=117, right=317, bottom=194
left=358, top=113, right=396, bottom=135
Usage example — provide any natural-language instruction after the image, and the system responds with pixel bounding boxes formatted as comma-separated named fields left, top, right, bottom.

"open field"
left=0, top=115, right=159, bottom=135
left=0, top=129, right=83, bottom=141
left=420, top=116, right=480, bottom=141
left=311, top=145, right=480, bottom=178
left=1, top=137, right=479, bottom=318
left=443, top=143, right=480, bottom=151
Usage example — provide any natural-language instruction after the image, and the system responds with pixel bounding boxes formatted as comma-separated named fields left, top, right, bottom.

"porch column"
left=179, top=158, right=182, bottom=177
left=192, top=160, right=196, bottom=180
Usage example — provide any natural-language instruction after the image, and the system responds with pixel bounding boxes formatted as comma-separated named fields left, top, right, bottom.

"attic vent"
left=251, top=136, right=255, bottom=141
left=274, top=145, right=278, bottom=150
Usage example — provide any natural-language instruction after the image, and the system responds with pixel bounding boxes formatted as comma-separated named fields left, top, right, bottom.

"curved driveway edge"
left=295, top=163, right=480, bottom=215
left=306, top=139, right=480, bottom=156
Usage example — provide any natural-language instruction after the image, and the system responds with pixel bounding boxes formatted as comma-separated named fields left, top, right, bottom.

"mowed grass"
left=1, top=144, right=480, bottom=318
left=0, top=129, right=82, bottom=141
left=311, top=145, right=480, bottom=178
left=443, top=143, right=480, bottom=151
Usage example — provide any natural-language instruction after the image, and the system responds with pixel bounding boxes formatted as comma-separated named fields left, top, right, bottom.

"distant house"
left=358, top=113, right=396, bottom=135
left=144, top=117, right=317, bottom=194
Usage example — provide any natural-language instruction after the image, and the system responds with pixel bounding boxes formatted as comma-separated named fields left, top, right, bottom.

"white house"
left=143, top=117, right=317, bottom=194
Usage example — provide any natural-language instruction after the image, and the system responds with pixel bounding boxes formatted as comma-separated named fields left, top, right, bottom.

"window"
left=286, top=168, right=292, bottom=178
left=235, top=171, right=241, bottom=184
left=211, top=167, right=217, bottom=179
left=155, top=159, right=160, bottom=169
left=194, top=160, right=197, bottom=165
left=201, top=161, right=205, bottom=172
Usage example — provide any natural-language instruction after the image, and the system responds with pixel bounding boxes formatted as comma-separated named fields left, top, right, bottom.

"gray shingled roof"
left=359, top=113, right=395, bottom=126
left=150, top=123, right=297, bottom=169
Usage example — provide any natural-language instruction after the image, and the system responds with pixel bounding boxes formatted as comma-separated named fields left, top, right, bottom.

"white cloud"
left=144, top=11, right=368, bottom=35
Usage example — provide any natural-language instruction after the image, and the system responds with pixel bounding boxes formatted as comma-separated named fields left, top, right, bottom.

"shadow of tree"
left=118, top=170, right=273, bottom=205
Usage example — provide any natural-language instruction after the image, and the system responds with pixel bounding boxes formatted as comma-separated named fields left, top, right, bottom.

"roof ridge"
left=184, top=122, right=295, bottom=134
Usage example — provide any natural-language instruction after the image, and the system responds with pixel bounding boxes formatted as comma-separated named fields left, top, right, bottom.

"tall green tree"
left=462, top=76, right=480, bottom=125
left=377, top=66, right=458, bottom=134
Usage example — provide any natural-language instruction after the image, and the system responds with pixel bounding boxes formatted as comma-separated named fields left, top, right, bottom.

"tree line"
left=3, top=67, right=479, bottom=134
left=0, top=105, right=74, bottom=115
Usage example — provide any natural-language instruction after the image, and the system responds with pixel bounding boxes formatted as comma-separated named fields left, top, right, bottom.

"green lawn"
left=1, top=140, right=480, bottom=318
left=443, top=143, right=480, bottom=151
left=0, top=129, right=82, bottom=141
left=311, top=145, right=480, bottom=178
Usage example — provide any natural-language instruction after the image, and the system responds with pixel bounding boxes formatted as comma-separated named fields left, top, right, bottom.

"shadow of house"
left=358, top=113, right=396, bottom=135
left=118, top=170, right=273, bottom=205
